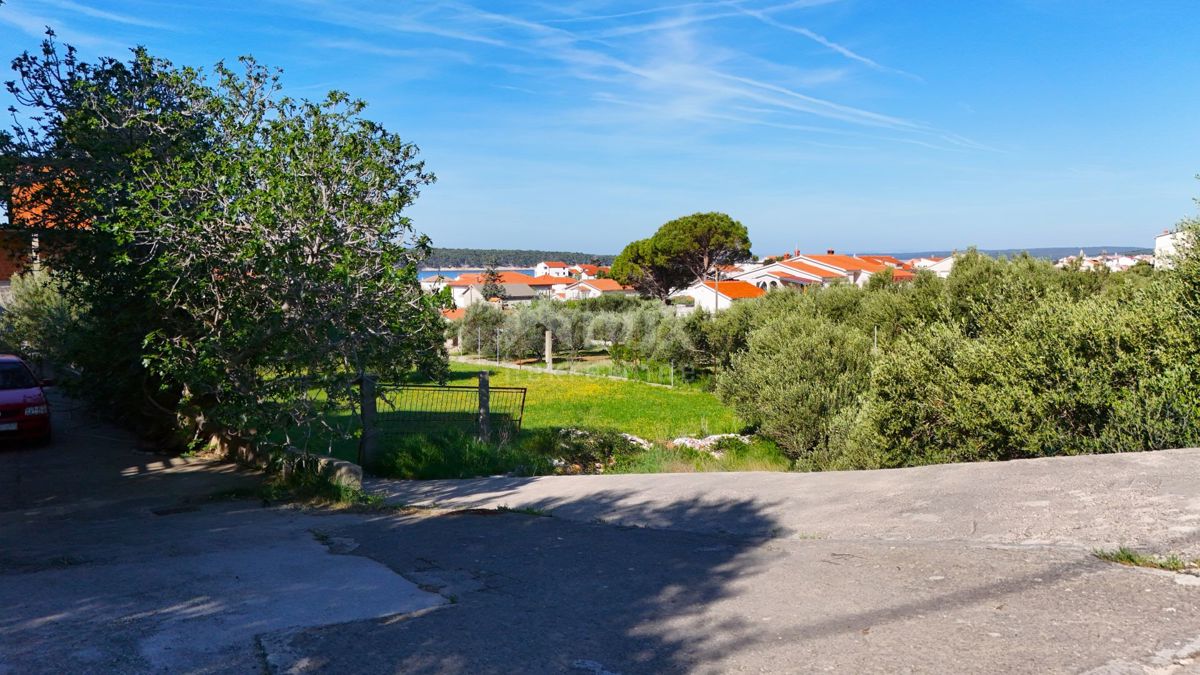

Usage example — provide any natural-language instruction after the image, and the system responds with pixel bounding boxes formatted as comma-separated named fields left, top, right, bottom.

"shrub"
left=0, top=271, right=80, bottom=370
left=716, top=313, right=873, bottom=461
left=519, top=427, right=644, bottom=473
left=370, top=429, right=553, bottom=479
left=868, top=283, right=1199, bottom=465
left=460, top=302, right=506, bottom=356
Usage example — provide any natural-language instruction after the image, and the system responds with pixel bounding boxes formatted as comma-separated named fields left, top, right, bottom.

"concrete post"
left=357, top=374, right=378, bottom=468
left=477, top=371, right=491, bottom=441
left=545, top=329, right=553, bottom=372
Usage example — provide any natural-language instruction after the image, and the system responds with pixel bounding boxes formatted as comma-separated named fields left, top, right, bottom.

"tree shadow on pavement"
left=271, top=491, right=788, bottom=673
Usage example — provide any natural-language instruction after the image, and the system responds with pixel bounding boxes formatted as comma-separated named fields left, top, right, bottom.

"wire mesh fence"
left=375, top=383, right=527, bottom=440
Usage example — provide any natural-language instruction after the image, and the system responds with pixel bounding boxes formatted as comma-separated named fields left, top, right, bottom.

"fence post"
left=358, top=373, right=378, bottom=468
left=545, top=329, right=553, bottom=372
left=477, top=370, right=491, bottom=441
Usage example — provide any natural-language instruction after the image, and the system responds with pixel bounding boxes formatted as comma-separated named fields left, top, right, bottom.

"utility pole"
left=477, top=371, right=491, bottom=441
left=357, top=373, right=378, bottom=467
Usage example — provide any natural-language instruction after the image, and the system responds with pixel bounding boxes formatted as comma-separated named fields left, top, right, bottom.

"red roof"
left=800, top=254, right=889, bottom=274
left=448, top=272, right=539, bottom=287
left=440, top=308, right=466, bottom=321
left=573, top=263, right=601, bottom=275
left=780, top=260, right=843, bottom=279
left=528, top=275, right=569, bottom=287
left=700, top=279, right=766, bottom=300
left=542, top=261, right=568, bottom=268
left=889, top=268, right=915, bottom=281
left=858, top=254, right=907, bottom=269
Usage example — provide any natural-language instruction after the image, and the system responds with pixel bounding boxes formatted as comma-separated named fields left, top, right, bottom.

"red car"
left=0, top=355, right=51, bottom=445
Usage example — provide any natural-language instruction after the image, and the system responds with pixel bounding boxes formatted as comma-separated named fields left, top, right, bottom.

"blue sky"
left=2, top=1, right=1198, bottom=255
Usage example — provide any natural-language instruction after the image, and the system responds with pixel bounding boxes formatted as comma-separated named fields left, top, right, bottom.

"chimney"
left=826, top=248, right=835, bottom=255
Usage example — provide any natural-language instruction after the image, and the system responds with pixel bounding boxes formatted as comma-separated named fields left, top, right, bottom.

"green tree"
left=612, top=212, right=751, bottom=299
left=2, top=35, right=446, bottom=449
left=480, top=259, right=507, bottom=301
left=611, top=237, right=688, bottom=300
left=716, top=313, right=873, bottom=462
left=654, top=212, right=752, bottom=281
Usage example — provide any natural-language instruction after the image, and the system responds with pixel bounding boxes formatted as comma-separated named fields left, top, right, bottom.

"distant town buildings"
left=436, top=228, right=1178, bottom=317
left=442, top=265, right=620, bottom=308
left=1055, top=250, right=1153, bottom=272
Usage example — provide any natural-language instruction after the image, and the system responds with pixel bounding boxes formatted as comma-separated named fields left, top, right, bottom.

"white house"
left=927, top=256, right=955, bottom=278
left=791, top=252, right=915, bottom=287
left=1155, top=230, right=1186, bottom=269
left=733, top=259, right=838, bottom=289
left=453, top=283, right=538, bottom=308
left=534, top=261, right=572, bottom=277
left=419, top=274, right=452, bottom=293
left=558, top=278, right=638, bottom=300
left=568, top=263, right=607, bottom=280
left=905, top=257, right=942, bottom=270
left=672, top=279, right=766, bottom=312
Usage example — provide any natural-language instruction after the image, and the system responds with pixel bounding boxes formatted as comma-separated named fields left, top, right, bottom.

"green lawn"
left=439, top=361, right=742, bottom=441
left=304, top=361, right=785, bottom=478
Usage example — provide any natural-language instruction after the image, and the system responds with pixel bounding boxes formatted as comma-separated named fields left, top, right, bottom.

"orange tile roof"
left=780, top=260, right=843, bottom=279
left=542, top=261, right=568, bottom=268
left=447, top=272, right=539, bottom=287
left=573, top=263, right=601, bottom=275
left=8, top=180, right=87, bottom=230
left=528, top=275, right=569, bottom=286
left=577, top=278, right=634, bottom=292
left=440, top=308, right=466, bottom=321
left=801, top=254, right=889, bottom=274
left=701, top=279, right=766, bottom=300
left=859, top=254, right=906, bottom=268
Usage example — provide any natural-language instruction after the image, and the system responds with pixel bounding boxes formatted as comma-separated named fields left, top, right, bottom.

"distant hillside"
left=880, top=246, right=1152, bottom=261
left=425, top=248, right=616, bottom=268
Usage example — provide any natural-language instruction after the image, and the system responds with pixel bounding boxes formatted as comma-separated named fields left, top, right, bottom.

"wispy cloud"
left=39, top=0, right=176, bottom=30
left=0, top=4, right=129, bottom=51
left=724, top=1, right=922, bottom=81
left=279, top=0, right=983, bottom=152
left=316, top=38, right=473, bottom=64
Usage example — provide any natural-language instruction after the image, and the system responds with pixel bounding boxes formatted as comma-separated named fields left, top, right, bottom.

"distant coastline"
left=419, top=267, right=535, bottom=280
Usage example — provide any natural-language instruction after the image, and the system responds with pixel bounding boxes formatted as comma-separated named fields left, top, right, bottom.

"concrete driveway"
left=3, top=396, right=1200, bottom=673
left=0, top=395, right=443, bottom=673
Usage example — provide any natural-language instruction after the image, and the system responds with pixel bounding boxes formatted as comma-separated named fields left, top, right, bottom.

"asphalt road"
left=2, top=397, right=1200, bottom=673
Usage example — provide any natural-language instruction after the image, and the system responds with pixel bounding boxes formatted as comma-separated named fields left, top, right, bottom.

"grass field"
left=439, top=361, right=741, bottom=441
left=303, top=361, right=789, bottom=478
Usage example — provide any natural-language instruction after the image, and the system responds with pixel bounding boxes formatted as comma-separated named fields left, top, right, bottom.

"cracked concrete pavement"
left=3, top=395, right=1200, bottom=673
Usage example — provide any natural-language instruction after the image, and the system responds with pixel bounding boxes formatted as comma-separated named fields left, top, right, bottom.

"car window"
left=0, top=363, right=37, bottom=390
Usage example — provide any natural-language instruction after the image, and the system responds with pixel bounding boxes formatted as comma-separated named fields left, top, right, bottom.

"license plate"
left=0, top=423, right=16, bottom=431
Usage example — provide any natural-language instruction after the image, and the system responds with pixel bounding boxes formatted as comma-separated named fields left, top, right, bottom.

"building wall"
left=534, top=263, right=571, bottom=278
left=679, top=286, right=731, bottom=311
left=1156, top=231, right=1184, bottom=269
left=0, top=232, right=31, bottom=283
left=928, top=257, right=956, bottom=278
